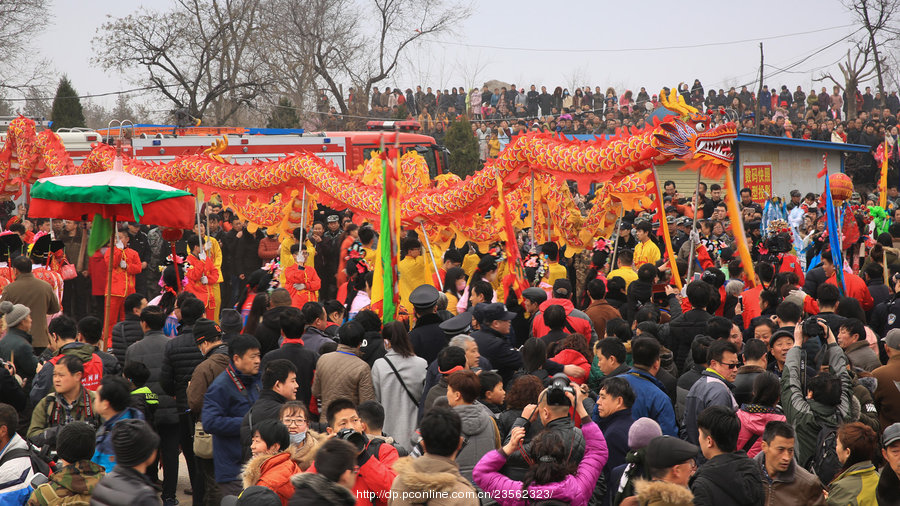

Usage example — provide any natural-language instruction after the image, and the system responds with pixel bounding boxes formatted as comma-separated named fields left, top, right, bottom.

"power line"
left=428, top=23, right=856, bottom=53
left=4, top=83, right=179, bottom=102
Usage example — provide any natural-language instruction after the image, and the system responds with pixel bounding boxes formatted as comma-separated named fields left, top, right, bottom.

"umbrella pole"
left=102, top=223, right=115, bottom=350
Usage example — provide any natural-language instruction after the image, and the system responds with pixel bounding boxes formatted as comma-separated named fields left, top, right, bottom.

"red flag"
left=817, top=153, right=828, bottom=179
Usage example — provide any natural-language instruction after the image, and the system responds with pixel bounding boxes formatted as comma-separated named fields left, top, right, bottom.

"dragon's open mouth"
left=696, top=134, right=735, bottom=162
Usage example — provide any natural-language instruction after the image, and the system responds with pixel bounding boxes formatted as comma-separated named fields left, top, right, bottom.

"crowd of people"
left=3, top=167, right=900, bottom=506
left=318, top=80, right=899, bottom=184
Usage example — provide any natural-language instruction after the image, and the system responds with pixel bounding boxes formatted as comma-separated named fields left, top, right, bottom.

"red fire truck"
left=97, top=120, right=449, bottom=178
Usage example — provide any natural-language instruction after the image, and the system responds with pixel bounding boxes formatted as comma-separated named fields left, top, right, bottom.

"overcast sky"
left=28, top=0, right=865, bottom=113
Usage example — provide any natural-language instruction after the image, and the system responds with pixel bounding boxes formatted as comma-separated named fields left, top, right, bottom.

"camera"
left=336, top=428, right=367, bottom=453
left=545, top=373, right=575, bottom=406
left=801, top=317, right=824, bottom=340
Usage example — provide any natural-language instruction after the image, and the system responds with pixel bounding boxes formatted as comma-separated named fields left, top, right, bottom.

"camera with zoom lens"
left=801, top=316, right=824, bottom=340
left=336, top=428, right=367, bottom=453
left=545, top=373, right=575, bottom=406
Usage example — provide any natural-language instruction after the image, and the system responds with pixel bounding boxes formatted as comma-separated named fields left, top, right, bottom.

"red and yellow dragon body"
left=0, top=89, right=735, bottom=253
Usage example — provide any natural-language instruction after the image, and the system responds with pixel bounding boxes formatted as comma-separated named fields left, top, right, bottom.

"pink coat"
left=473, top=419, right=608, bottom=506
left=736, top=406, right=786, bottom=458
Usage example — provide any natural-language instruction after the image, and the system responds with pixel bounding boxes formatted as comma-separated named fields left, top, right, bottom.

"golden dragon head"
left=654, top=88, right=737, bottom=166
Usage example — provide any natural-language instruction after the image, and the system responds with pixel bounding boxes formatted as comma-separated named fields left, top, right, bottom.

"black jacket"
left=733, top=365, right=765, bottom=406
left=111, top=314, right=144, bottom=365
left=254, top=306, right=293, bottom=356
left=91, top=465, right=163, bottom=506
left=240, top=389, right=289, bottom=462
left=502, top=415, right=586, bottom=481
left=289, top=472, right=355, bottom=506
left=667, top=309, right=712, bottom=376
left=408, top=313, right=446, bottom=365
left=690, top=451, right=764, bottom=506
left=222, top=228, right=261, bottom=278
left=802, top=266, right=827, bottom=297
left=471, top=327, right=523, bottom=384
left=160, top=325, right=204, bottom=411
left=261, top=341, right=317, bottom=406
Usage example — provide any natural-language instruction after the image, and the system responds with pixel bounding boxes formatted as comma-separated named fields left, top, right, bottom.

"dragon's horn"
left=659, top=87, right=699, bottom=118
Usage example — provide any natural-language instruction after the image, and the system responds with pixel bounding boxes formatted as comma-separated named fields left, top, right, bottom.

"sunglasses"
left=721, top=362, right=741, bottom=369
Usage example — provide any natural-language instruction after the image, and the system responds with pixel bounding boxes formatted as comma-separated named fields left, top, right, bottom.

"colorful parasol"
left=29, top=170, right=195, bottom=228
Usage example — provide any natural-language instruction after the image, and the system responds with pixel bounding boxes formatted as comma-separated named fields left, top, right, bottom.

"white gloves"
left=690, top=229, right=701, bottom=246
left=201, top=275, right=208, bottom=285
left=293, top=283, right=306, bottom=291
left=119, top=260, right=127, bottom=269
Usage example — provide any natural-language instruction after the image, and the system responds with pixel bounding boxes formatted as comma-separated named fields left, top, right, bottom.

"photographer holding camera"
left=782, top=319, right=852, bottom=468
left=321, top=398, right=397, bottom=506
left=500, top=373, right=590, bottom=482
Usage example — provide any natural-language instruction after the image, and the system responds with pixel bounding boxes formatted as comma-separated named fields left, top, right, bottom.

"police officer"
left=407, top=285, right=444, bottom=364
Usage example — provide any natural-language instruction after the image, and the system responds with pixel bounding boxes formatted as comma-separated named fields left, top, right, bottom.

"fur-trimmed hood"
left=241, top=451, right=299, bottom=491
left=290, top=472, right=355, bottom=506
left=633, top=479, right=694, bottom=506
left=392, top=455, right=474, bottom=493
left=288, top=429, right=327, bottom=470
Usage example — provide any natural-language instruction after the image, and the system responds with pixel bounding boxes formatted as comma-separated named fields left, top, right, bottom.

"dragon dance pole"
left=609, top=211, right=622, bottom=274
left=530, top=173, right=536, bottom=252
left=298, top=186, right=307, bottom=237
left=685, top=168, right=703, bottom=282
left=651, top=164, right=683, bottom=290
left=420, top=222, right=442, bottom=291
left=724, top=165, right=757, bottom=287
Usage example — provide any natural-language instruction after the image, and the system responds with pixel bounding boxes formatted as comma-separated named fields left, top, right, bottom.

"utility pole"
left=755, top=42, right=763, bottom=135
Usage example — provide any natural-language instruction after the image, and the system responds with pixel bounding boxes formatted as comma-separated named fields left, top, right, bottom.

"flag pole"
left=420, top=222, right=442, bottom=291
left=685, top=168, right=702, bottom=282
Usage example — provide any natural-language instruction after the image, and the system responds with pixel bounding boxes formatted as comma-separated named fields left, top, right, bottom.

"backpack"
left=367, top=437, right=409, bottom=458
left=805, top=417, right=841, bottom=486
left=32, top=483, right=91, bottom=506
left=49, top=352, right=104, bottom=391
left=0, top=443, right=52, bottom=477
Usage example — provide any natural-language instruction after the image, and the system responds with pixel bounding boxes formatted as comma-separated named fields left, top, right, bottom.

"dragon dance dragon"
left=0, top=89, right=735, bottom=253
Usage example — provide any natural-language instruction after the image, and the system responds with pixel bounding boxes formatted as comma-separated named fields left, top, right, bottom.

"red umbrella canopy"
left=29, top=169, right=196, bottom=228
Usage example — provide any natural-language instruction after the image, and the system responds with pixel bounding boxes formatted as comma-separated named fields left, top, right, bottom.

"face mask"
left=289, top=431, right=307, bottom=445
left=115, top=240, right=124, bottom=249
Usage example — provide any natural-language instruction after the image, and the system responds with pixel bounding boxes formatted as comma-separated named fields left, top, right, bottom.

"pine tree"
left=50, top=76, right=86, bottom=131
left=443, top=117, right=479, bottom=179
left=267, top=97, right=301, bottom=129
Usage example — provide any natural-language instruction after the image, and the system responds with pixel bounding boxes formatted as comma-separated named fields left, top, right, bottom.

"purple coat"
left=473, top=417, right=608, bottom=506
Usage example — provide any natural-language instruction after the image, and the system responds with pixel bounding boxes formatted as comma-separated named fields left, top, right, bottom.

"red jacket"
left=741, top=285, right=765, bottom=329
left=551, top=349, right=590, bottom=385
left=531, top=298, right=593, bottom=339
left=285, top=264, right=321, bottom=308
left=805, top=271, right=874, bottom=313
left=102, top=247, right=142, bottom=297
left=778, top=254, right=805, bottom=286
left=185, top=253, right=219, bottom=308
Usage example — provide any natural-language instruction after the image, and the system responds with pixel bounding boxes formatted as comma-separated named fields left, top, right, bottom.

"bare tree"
left=817, top=43, right=879, bottom=120
left=93, top=0, right=270, bottom=125
left=455, top=51, right=490, bottom=97
left=843, top=0, right=899, bottom=97
left=285, top=0, right=470, bottom=127
left=0, top=0, right=52, bottom=94
left=19, top=86, right=51, bottom=119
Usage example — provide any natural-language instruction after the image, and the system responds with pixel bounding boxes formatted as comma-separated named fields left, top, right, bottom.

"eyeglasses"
left=722, top=362, right=741, bottom=369
left=283, top=418, right=307, bottom=427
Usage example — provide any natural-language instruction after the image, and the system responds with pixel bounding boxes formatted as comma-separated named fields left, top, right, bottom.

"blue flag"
left=823, top=174, right=846, bottom=293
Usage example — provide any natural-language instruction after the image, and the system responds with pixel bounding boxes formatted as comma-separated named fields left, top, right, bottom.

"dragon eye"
left=695, top=122, right=706, bottom=132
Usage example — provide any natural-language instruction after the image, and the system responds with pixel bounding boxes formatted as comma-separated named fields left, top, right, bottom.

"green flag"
left=87, top=214, right=113, bottom=255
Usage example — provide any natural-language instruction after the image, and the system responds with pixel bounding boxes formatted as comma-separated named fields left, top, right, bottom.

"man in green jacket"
left=28, top=355, right=100, bottom=447
left=781, top=321, right=852, bottom=466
